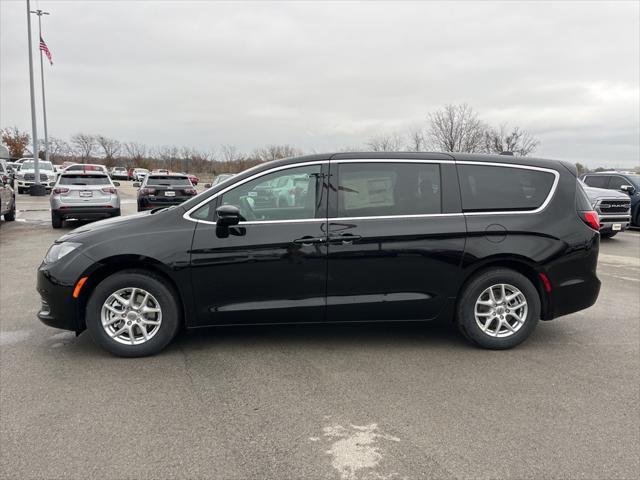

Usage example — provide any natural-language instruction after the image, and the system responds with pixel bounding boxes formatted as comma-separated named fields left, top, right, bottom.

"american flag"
left=39, top=36, right=53, bottom=65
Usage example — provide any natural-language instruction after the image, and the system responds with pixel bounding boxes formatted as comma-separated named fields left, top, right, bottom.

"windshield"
left=21, top=161, right=53, bottom=171
left=146, top=176, right=191, bottom=186
left=59, top=174, right=111, bottom=185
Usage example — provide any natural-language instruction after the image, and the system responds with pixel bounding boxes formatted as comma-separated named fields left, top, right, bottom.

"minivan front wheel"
left=86, top=270, right=180, bottom=357
left=456, top=268, right=540, bottom=349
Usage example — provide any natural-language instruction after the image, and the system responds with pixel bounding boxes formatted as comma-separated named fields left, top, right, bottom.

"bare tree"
left=123, top=142, right=147, bottom=162
left=220, top=144, right=242, bottom=162
left=70, top=133, right=97, bottom=162
left=366, top=133, right=403, bottom=152
left=252, top=144, right=302, bottom=162
left=483, top=125, right=538, bottom=156
left=427, top=103, right=487, bottom=153
left=46, top=137, right=71, bottom=162
left=406, top=127, right=426, bottom=152
left=96, top=136, right=121, bottom=167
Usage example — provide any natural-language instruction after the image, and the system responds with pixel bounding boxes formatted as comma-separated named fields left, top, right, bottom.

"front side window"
left=607, top=176, right=630, bottom=191
left=219, top=164, right=322, bottom=222
left=336, top=162, right=442, bottom=217
left=583, top=175, right=609, bottom=189
left=459, top=165, right=556, bottom=212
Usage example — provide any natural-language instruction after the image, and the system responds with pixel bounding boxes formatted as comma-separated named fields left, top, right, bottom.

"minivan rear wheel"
left=456, top=268, right=540, bottom=349
left=85, top=270, right=180, bottom=357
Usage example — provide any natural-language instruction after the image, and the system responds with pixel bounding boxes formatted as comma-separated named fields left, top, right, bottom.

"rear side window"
left=582, top=175, right=609, bottom=188
left=458, top=165, right=555, bottom=212
left=59, top=175, right=110, bottom=185
left=337, top=162, right=441, bottom=217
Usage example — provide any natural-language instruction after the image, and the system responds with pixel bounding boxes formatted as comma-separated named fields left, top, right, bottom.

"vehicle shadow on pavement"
left=170, top=320, right=472, bottom=353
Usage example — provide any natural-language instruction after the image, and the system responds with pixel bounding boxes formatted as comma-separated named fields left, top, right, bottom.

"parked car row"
left=0, top=158, right=16, bottom=222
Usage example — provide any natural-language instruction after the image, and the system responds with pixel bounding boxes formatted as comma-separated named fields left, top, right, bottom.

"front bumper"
left=599, top=214, right=631, bottom=233
left=36, top=252, right=95, bottom=332
left=17, top=180, right=55, bottom=189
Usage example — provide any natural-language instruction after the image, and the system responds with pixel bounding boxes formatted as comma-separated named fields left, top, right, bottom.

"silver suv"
left=50, top=171, right=121, bottom=228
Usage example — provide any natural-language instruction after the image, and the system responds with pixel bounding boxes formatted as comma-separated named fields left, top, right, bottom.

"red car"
left=187, top=174, right=199, bottom=186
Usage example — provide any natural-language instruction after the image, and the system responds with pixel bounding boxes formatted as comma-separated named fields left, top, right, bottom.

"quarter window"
left=458, top=165, right=555, bottom=212
left=336, top=163, right=442, bottom=217
left=220, top=165, right=322, bottom=222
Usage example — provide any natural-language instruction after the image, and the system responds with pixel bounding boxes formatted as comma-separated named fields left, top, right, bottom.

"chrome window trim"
left=183, top=161, right=328, bottom=224
left=457, top=161, right=560, bottom=216
left=183, top=158, right=561, bottom=224
left=333, top=158, right=454, bottom=165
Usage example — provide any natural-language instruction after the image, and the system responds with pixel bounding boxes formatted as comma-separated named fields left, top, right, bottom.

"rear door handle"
left=293, top=236, right=326, bottom=246
left=329, top=234, right=362, bottom=245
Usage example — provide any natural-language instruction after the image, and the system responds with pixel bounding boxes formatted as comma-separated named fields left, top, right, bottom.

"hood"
left=581, top=184, right=628, bottom=201
left=56, top=208, right=169, bottom=244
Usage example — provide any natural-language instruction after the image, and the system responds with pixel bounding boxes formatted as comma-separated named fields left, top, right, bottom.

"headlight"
left=16, top=173, right=24, bottom=179
left=44, top=242, right=81, bottom=264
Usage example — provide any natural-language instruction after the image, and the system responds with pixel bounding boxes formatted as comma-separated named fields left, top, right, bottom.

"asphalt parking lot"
left=1, top=183, right=639, bottom=480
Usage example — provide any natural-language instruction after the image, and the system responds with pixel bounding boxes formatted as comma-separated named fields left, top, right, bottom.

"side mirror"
left=620, top=185, right=635, bottom=195
left=204, top=183, right=212, bottom=189
left=133, top=182, right=140, bottom=188
left=113, top=181, right=120, bottom=187
left=216, top=204, right=241, bottom=226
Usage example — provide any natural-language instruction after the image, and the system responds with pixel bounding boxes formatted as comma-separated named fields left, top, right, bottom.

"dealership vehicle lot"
left=1, top=182, right=639, bottom=479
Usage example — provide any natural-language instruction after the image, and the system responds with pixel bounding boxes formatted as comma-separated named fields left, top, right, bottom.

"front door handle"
left=293, top=236, right=326, bottom=247
left=329, top=234, right=362, bottom=245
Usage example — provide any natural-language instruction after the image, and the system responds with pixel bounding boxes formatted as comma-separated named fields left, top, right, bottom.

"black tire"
left=601, top=231, right=618, bottom=239
left=85, top=270, right=180, bottom=357
left=18, top=187, right=24, bottom=194
left=51, top=211, right=62, bottom=228
left=112, top=208, right=121, bottom=217
left=456, top=268, right=540, bottom=349
left=3, top=199, right=16, bottom=221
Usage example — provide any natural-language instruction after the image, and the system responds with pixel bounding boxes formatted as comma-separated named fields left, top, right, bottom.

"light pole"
left=26, top=0, right=45, bottom=195
left=31, top=8, right=50, bottom=164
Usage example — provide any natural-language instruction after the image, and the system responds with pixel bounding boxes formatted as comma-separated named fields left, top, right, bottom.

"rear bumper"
left=543, top=232, right=601, bottom=320
left=53, top=206, right=120, bottom=219
left=138, top=197, right=189, bottom=210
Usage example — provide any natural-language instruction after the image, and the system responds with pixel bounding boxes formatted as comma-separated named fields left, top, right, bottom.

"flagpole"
left=31, top=9, right=50, bottom=164
left=26, top=0, right=44, bottom=196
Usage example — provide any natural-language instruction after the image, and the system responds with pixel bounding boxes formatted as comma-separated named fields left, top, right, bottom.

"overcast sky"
left=1, top=0, right=639, bottom=167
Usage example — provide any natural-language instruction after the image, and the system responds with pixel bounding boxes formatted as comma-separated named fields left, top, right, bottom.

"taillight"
left=101, top=187, right=116, bottom=194
left=184, top=188, right=197, bottom=195
left=53, top=187, right=69, bottom=194
left=140, top=188, right=156, bottom=195
left=581, top=210, right=600, bottom=231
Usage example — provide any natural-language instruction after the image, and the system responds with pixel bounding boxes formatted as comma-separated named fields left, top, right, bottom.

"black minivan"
left=37, top=153, right=601, bottom=356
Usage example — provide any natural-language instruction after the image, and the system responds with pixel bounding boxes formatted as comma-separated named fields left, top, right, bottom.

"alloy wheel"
left=101, top=287, right=163, bottom=345
left=474, top=283, right=528, bottom=338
